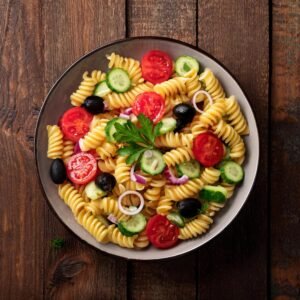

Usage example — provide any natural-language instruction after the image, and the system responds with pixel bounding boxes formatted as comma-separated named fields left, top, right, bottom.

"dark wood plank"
left=197, top=1, right=269, bottom=299
left=42, top=1, right=127, bottom=299
left=0, top=1, right=45, bottom=298
left=271, top=1, right=300, bottom=299
left=127, top=1, right=198, bottom=299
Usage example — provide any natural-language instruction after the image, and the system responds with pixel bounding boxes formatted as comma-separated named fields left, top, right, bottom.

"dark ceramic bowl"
left=35, top=37, right=259, bottom=260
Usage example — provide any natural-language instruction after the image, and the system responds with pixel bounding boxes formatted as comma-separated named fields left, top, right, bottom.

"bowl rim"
left=34, top=36, right=260, bottom=260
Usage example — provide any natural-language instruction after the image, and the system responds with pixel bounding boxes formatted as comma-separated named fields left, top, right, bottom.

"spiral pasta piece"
left=47, top=125, right=64, bottom=159
left=205, top=202, right=225, bottom=217
left=90, top=112, right=118, bottom=129
left=84, top=200, right=103, bottom=216
left=104, top=82, right=153, bottom=109
left=58, top=182, right=86, bottom=216
left=221, top=182, right=235, bottom=198
left=184, top=68, right=202, bottom=98
left=155, top=132, right=193, bottom=148
left=108, top=225, right=137, bottom=248
left=79, top=120, right=108, bottom=151
left=197, top=99, right=226, bottom=128
left=98, top=157, right=117, bottom=173
left=225, top=96, right=249, bottom=135
left=96, top=142, right=118, bottom=160
left=149, top=175, right=166, bottom=188
left=190, top=115, right=208, bottom=137
left=98, top=197, right=129, bottom=221
left=178, top=214, right=213, bottom=240
left=165, top=178, right=204, bottom=201
left=199, top=68, right=225, bottom=101
left=156, top=195, right=174, bottom=215
left=144, top=187, right=161, bottom=201
left=163, top=147, right=194, bottom=167
left=76, top=209, right=109, bottom=243
left=134, top=230, right=150, bottom=249
left=200, top=167, right=221, bottom=185
left=75, top=184, right=90, bottom=202
left=213, top=120, right=245, bottom=163
left=154, top=77, right=187, bottom=98
left=114, top=156, right=131, bottom=183
left=61, top=140, right=74, bottom=162
left=106, top=52, right=144, bottom=86
left=70, top=70, right=105, bottom=106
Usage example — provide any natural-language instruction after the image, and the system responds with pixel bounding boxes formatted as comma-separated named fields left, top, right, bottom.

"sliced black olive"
left=95, top=173, right=116, bottom=192
left=82, top=95, right=105, bottom=114
left=177, top=198, right=202, bottom=218
left=50, top=159, right=67, bottom=184
left=173, top=104, right=196, bottom=123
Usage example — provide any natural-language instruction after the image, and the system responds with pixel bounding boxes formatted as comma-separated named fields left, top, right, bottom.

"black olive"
left=95, top=173, right=116, bottom=192
left=50, top=159, right=67, bottom=184
left=174, top=118, right=186, bottom=133
left=173, top=104, right=196, bottom=123
left=82, top=96, right=105, bottom=114
left=177, top=198, right=202, bottom=218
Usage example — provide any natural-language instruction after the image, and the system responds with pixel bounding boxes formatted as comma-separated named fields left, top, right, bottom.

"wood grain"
left=271, top=1, right=300, bottom=299
left=127, top=1, right=197, bottom=299
left=197, top=1, right=269, bottom=299
left=42, top=1, right=127, bottom=299
left=0, top=1, right=45, bottom=297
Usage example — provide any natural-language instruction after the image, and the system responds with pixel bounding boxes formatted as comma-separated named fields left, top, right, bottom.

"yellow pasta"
left=134, top=230, right=150, bottom=249
left=96, top=142, right=118, bottom=160
left=154, top=77, right=187, bottom=98
left=106, top=52, right=144, bottom=86
left=200, top=167, right=221, bottom=185
left=104, top=82, right=153, bottom=109
left=98, top=157, right=117, bottom=173
left=199, top=68, right=225, bottom=101
left=163, top=147, right=194, bottom=167
left=62, top=140, right=74, bottom=162
left=156, top=195, right=174, bottom=215
left=225, top=96, right=249, bottom=135
left=184, top=68, right=202, bottom=98
left=155, top=132, right=193, bottom=148
left=108, top=225, right=137, bottom=248
left=179, top=215, right=213, bottom=240
left=70, top=70, right=105, bottom=106
left=47, top=125, right=64, bottom=159
left=144, top=187, right=162, bottom=202
left=114, top=156, right=131, bottom=183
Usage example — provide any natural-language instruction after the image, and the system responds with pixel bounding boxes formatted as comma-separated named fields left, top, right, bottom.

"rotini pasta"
left=108, top=225, right=137, bottom=248
left=70, top=70, right=105, bottom=106
left=155, top=132, right=193, bottom=148
left=62, top=139, right=74, bottom=162
left=163, top=147, right=194, bottom=167
left=154, top=77, right=187, bottom=98
left=47, top=125, right=64, bottom=159
left=184, top=68, right=202, bottom=98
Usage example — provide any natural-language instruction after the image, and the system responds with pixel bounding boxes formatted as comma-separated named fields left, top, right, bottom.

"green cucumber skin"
left=118, top=214, right=146, bottom=236
left=105, top=118, right=127, bottom=142
left=107, top=68, right=131, bottom=93
left=176, top=160, right=201, bottom=179
left=94, top=80, right=111, bottom=97
left=220, top=161, right=244, bottom=184
left=118, top=223, right=137, bottom=237
left=199, top=186, right=227, bottom=203
left=140, top=150, right=166, bottom=175
left=167, top=213, right=185, bottom=228
left=175, top=56, right=200, bottom=76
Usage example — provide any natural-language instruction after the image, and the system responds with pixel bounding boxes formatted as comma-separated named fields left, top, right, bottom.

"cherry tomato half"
left=141, top=50, right=173, bottom=84
left=192, top=132, right=224, bottom=167
left=60, top=107, right=93, bottom=142
left=66, top=152, right=97, bottom=185
left=146, top=215, right=179, bottom=249
left=132, top=92, right=165, bottom=123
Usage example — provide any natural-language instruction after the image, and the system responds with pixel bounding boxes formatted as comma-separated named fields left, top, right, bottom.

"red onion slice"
left=118, top=191, right=144, bottom=215
left=164, top=167, right=189, bottom=185
left=130, top=164, right=147, bottom=184
left=119, top=113, right=130, bottom=119
left=124, top=107, right=133, bottom=115
left=192, top=90, right=213, bottom=114
left=107, top=214, right=118, bottom=224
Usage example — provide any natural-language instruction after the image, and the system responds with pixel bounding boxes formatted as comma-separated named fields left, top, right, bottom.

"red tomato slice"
left=60, top=107, right=93, bottom=142
left=132, top=92, right=165, bottom=123
left=146, top=215, right=179, bottom=249
left=193, top=132, right=224, bottom=167
left=141, top=50, right=173, bottom=84
left=66, top=152, right=97, bottom=184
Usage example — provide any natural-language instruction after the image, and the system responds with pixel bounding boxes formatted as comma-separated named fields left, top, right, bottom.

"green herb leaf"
left=126, top=148, right=146, bottom=164
left=113, top=122, right=146, bottom=145
left=137, top=114, right=154, bottom=144
left=118, top=143, right=145, bottom=157
left=153, top=121, right=163, bottom=139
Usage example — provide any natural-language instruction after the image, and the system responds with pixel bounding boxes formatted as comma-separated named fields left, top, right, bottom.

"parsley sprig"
left=114, top=114, right=162, bottom=164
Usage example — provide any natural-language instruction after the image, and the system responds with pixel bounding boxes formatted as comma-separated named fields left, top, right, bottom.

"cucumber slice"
left=140, top=150, right=166, bottom=175
left=175, top=56, right=200, bottom=76
left=199, top=185, right=228, bottom=203
left=105, top=118, right=127, bottom=142
left=118, top=213, right=146, bottom=236
left=176, top=160, right=201, bottom=179
left=220, top=161, right=244, bottom=184
left=85, top=181, right=107, bottom=200
left=159, top=117, right=176, bottom=135
left=107, top=68, right=131, bottom=93
left=94, top=80, right=111, bottom=97
left=167, top=212, right=185, bottom=228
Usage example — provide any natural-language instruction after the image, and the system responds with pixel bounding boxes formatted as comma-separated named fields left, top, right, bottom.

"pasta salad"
left=46, top=50, right=249, bottom=250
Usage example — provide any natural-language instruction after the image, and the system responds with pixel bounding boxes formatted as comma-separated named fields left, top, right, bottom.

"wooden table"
left=0, top=1, right=299, bottom=299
